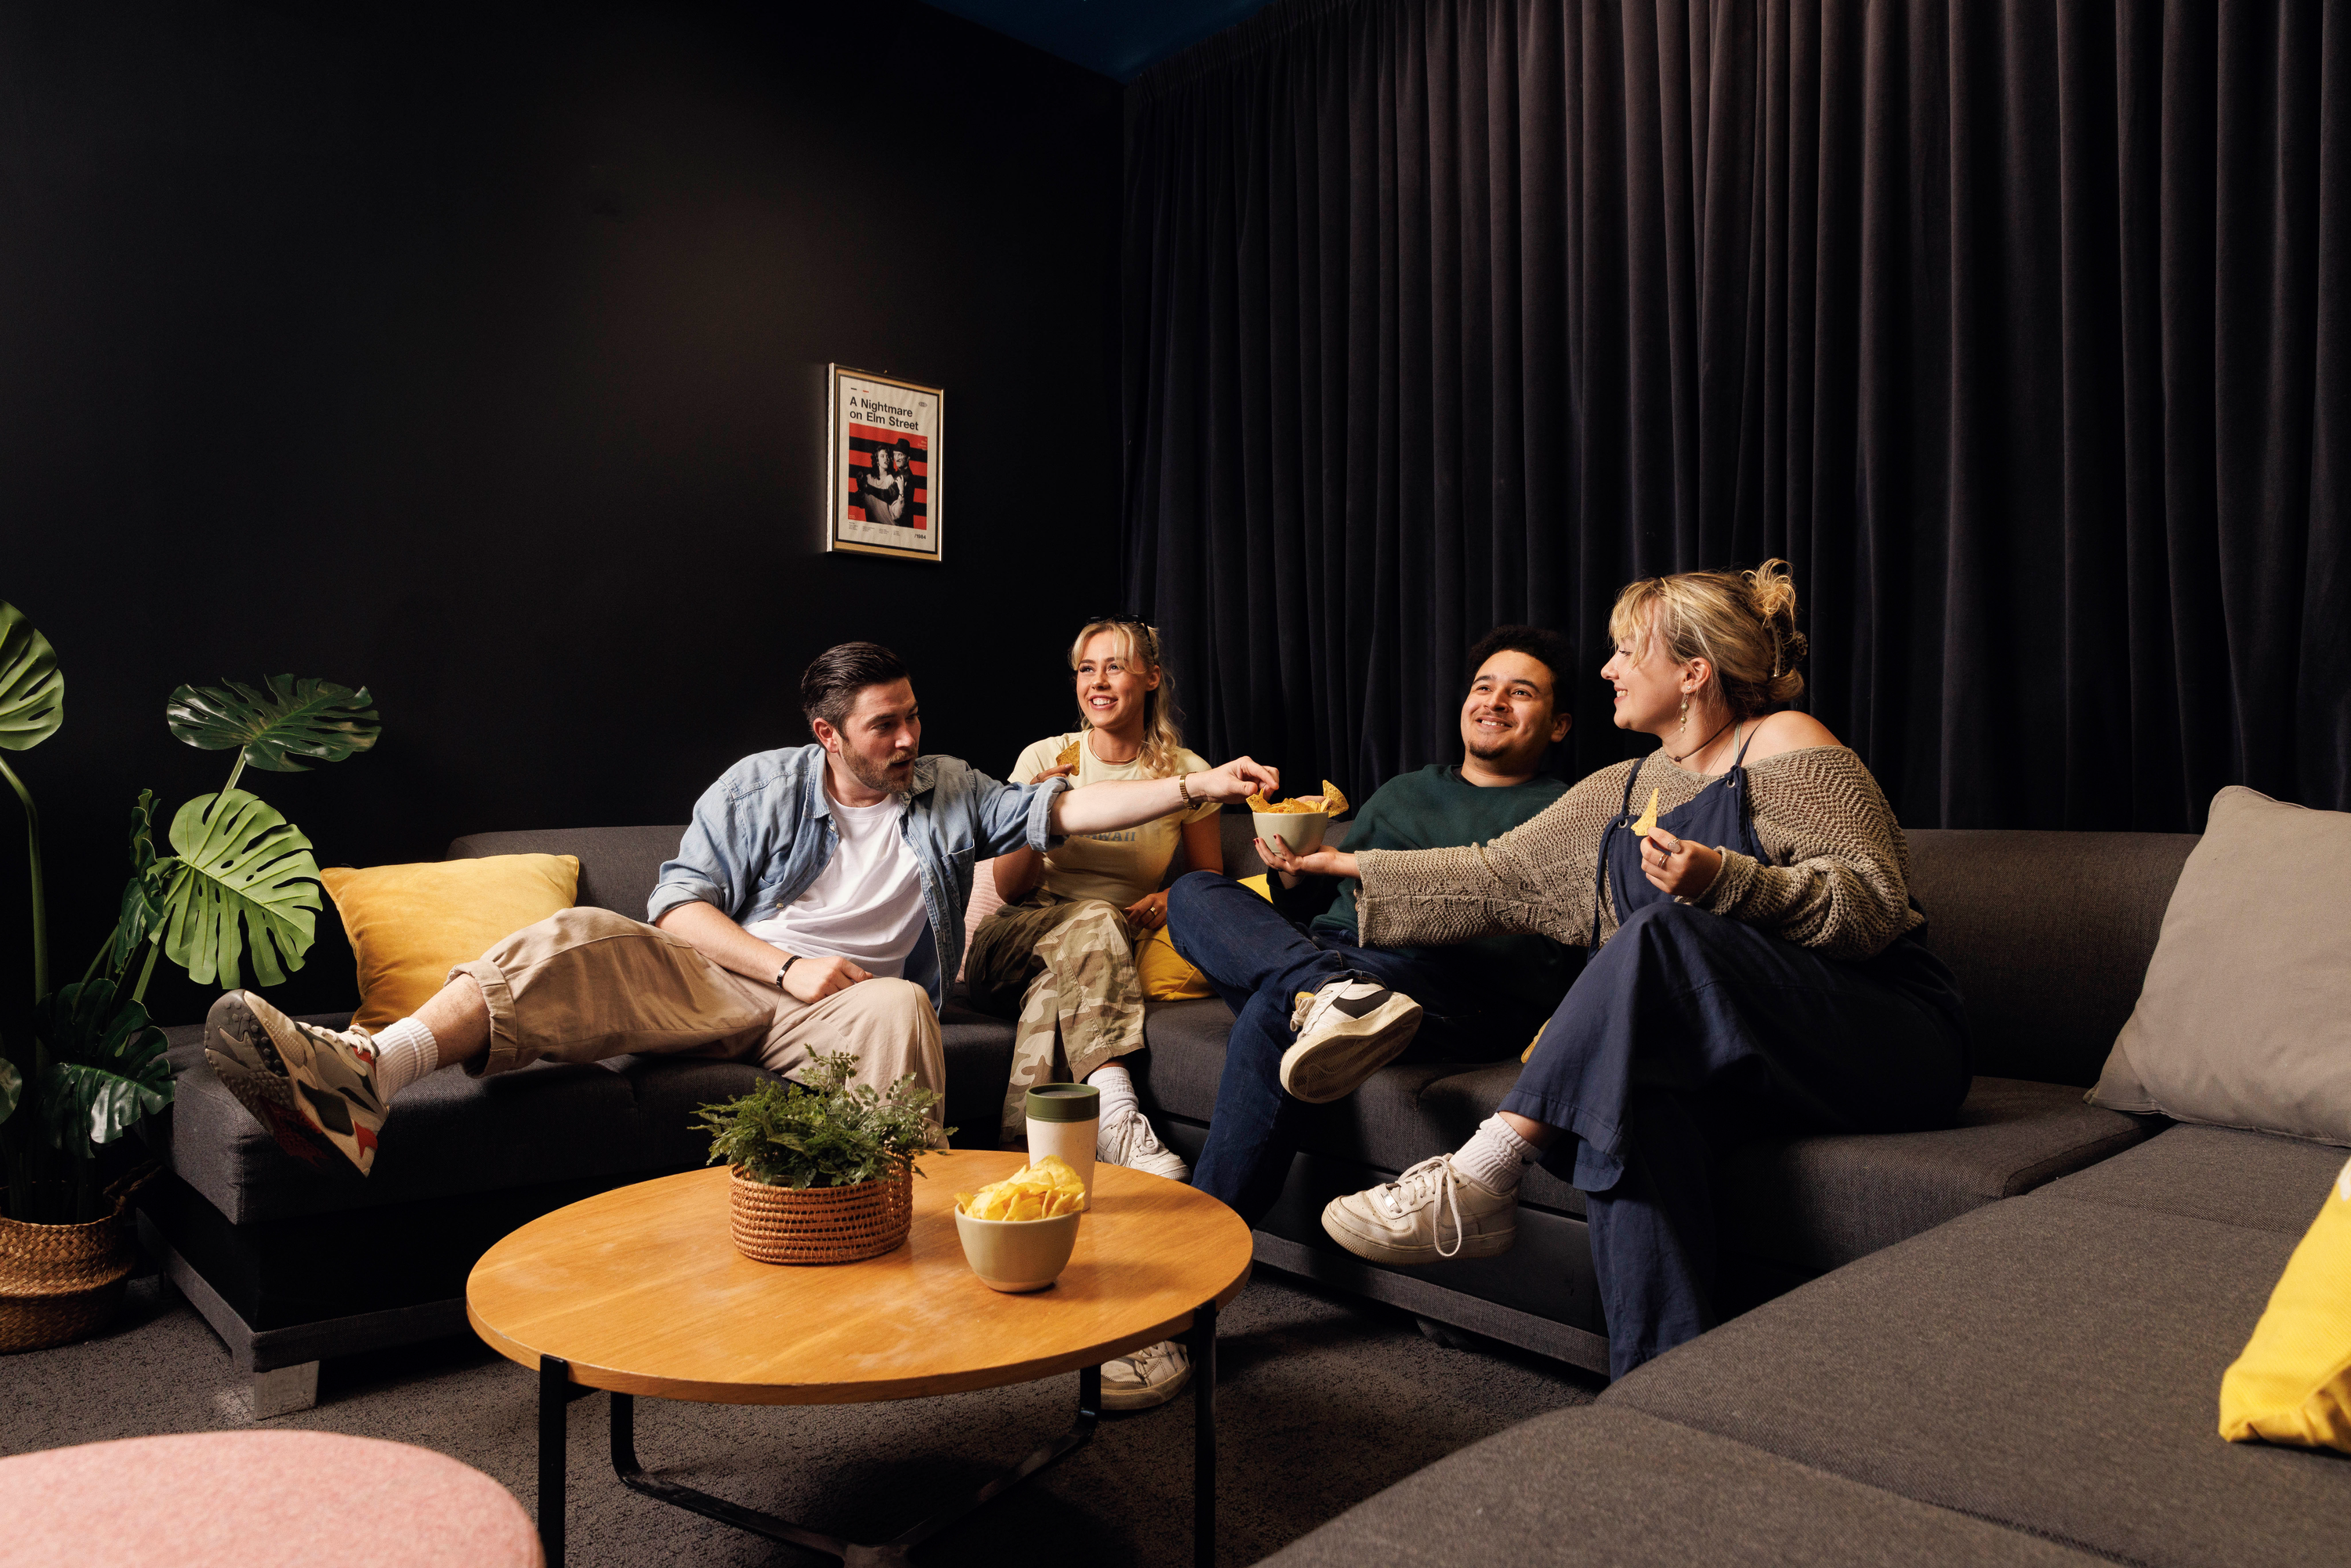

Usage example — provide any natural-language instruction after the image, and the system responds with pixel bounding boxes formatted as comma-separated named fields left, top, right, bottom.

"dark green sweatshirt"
left=1273, top=764, right=1578, bottom=1019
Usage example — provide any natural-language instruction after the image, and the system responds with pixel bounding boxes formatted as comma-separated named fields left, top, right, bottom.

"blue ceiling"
left=922, top=0, right=1275, bottom=82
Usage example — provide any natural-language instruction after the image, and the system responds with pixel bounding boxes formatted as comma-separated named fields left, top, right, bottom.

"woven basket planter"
left=0, top=1185, right=141, bottom=1354
left=729, top=1163, right=913, bottom=1265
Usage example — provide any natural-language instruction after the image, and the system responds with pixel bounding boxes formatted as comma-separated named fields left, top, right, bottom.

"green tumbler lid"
left=1025, top=1084, right=1100, bottom=1123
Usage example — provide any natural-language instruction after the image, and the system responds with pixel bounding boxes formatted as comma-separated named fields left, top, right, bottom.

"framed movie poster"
left=827, top=365, right=943, bottom=562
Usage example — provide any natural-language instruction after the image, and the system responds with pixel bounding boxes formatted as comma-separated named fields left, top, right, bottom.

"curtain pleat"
left=1121, top=0, right=2350, bottom=829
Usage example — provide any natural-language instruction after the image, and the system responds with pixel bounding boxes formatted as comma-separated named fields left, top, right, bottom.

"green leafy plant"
left=0, top=599, right=382, bottom=1223
left=696, top=1052, right=948, bottom=1190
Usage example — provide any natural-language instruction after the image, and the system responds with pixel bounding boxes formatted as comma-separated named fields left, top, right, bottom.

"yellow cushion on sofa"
left=2219, top=1153, right=2351, bottom=1452
left=1135, top=875, right=1275, bottom=1001
left=321, top=855, right=579, bottom=1031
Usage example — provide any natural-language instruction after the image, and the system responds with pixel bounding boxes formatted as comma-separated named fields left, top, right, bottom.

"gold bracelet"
left=1177, top=773, right=1194, bottom=806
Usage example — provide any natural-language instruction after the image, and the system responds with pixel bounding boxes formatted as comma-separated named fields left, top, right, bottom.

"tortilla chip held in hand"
left=1630, top=788, right=1661, bottom=840
left=1056, top=740, right=1081, bottom=770
left=956, top=1155, right=1088, bottom=1221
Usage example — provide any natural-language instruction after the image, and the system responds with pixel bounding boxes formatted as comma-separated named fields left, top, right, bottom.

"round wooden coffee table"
left=468, top=1150, right=1253, bottom=1568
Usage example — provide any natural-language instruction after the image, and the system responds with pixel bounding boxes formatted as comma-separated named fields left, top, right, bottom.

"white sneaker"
left=1099, top=1106, right=1189, bottom=1181
left=1278, top=974, right=1423, bottom=1103
left=1101, top=1340, right=1191, bottom=1410
left=1320, top=1155, right=1519, bottom=1265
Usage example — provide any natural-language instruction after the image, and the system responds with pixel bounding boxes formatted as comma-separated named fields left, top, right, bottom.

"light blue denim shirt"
left=647, top=745, right=1070, bottom=1011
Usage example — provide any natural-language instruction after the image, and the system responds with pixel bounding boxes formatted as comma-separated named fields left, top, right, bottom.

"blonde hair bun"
left=1609, top=559, right=1808, bottom=717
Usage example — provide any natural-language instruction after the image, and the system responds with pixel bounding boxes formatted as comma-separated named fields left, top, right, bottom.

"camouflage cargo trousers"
left=963, top=890, right=1147, bottom=1143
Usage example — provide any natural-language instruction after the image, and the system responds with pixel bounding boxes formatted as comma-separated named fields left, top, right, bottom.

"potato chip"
left=1056, top=740, right=1081, bottom=769
left=956, top=1153, right=1089, bottom=1220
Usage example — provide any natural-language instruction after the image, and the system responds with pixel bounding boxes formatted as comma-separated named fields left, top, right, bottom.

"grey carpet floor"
left=5, top=1270, right=1597, bottom=1566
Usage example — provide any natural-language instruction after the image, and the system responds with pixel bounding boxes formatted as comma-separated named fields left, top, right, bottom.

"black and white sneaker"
left=1278, top=974, right=1423, bottom=1103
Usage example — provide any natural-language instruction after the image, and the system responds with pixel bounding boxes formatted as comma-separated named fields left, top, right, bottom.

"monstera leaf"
left=0, top=601, right=63, bottom=752
left=158, top=789, right=321, bottom=988
left=109, top=790, right=168, bottom=972
left=38, top=980, right=171, bottom=1149
left=167, top=675, right=380, bottom=773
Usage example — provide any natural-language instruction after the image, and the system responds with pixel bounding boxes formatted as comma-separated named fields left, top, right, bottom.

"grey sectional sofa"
left=152, top=812, right=2187, bottom=1420
left=1265, top=1121, right=2351, bottom=1566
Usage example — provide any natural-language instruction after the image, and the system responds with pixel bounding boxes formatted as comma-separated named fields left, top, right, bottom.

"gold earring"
left=1677, top=694, right=1689, bottom=733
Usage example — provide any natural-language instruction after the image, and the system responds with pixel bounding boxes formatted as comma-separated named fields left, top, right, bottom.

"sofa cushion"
left=2089, top=788, right=2351, bottom=1146
left=167, top=994, right=1020, bottom=1223
left=1134, top=998, right=1234, bottom=1122
left=446, top=825, right=686, bottom=919
left=1904, top=828, right=2196, bottom=1087
left=1716, top=1077, right=2157, bottom=1272
left=1258, top=1405, right=2105, bottom=1567
left=165, top=1021, right=773, bottom=1222
left=1603, top=1179, right=2351, bottom=1567
left=322, top=853, right=579, bottom=1030
left=2034, top=1122, right=2343, bottom=1236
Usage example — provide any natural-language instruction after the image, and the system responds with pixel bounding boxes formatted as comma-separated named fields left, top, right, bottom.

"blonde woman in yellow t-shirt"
left=964, top=617, right=1219, bottom=1405
left=969, top=614, right=1221, bottom=1143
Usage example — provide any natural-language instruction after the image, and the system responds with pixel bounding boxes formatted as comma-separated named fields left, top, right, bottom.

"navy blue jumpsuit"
left=1503, top=735, right=1971, bottom=1378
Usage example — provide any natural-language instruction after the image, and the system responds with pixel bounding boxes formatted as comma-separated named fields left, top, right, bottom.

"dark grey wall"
left=0, top=1, right=1123, bottom=1026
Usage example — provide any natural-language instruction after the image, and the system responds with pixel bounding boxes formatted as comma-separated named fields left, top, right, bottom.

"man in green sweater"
left=1167, top=626, right=1579, bottom=1222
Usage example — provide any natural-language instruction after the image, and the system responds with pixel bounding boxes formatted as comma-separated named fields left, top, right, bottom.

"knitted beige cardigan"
left=1353, top=745, right=1923, bottom=963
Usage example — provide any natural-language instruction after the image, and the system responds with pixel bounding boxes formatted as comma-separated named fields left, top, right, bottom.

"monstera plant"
left=0, top=601, right=379, bottom=1225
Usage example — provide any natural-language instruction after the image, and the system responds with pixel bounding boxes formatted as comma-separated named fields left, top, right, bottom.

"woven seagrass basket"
left=0, top=1168, right=153, bottom=1353
left=729, top=1162, right=913, bottom=1265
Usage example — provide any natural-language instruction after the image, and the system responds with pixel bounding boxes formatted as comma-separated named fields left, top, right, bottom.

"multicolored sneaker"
left=202, top=990, right=387, bottom=1176
left=1278, top=974, right=1424, bottom=1104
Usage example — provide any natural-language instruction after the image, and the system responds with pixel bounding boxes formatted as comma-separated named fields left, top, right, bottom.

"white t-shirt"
left=743, top=793, right=928, bottom=978
left=1008, top=732, right=1219, bottom=909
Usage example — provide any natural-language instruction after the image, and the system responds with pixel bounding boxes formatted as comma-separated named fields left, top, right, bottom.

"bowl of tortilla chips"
left=953, top=1156, right=1088, bottom=1292
left=1249, top=780, right=1349, bottom=856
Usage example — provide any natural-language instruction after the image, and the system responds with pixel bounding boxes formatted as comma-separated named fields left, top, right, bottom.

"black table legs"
left=536, top=1354, right=597, bottom=1568
left=1190, top=1296, right=1218, bottom=1568
left=532, top=1302, right=1222, bottom=1568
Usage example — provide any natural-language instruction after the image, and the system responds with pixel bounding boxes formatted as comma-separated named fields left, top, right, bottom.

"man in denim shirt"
left=202, top=642, right=1278, bottom=1177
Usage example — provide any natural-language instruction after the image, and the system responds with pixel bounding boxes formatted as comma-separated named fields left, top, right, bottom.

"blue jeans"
left=1166, top=871, right=1535, bottom=1223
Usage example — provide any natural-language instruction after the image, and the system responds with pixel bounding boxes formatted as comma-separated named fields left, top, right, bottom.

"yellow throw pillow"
left=321, top=855, right=580, bottom=1030
left=2219, top=1153, right=2351, bottom=1452
left=1135, top=875, right=1274, bottom=1001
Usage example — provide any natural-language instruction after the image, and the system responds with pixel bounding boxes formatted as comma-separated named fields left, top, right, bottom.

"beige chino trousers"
left=447, top=907, right=945, bottom=1114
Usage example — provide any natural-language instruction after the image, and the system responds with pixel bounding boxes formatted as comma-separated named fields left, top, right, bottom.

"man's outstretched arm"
left=1048, top=755, right=1279, bottom=837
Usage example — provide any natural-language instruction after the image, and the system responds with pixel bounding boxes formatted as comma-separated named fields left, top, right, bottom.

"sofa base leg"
left=252, top=1361, right=320, bottom=1418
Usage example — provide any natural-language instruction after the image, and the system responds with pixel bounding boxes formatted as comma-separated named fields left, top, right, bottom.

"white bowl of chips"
left=953, top=1157, right=1087, bottom=1293
left=1249, top=780, right=1349, bottom=857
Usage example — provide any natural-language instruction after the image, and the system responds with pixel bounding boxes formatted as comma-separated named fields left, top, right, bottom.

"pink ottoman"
left=0, top=1431, right=542, bottom=1566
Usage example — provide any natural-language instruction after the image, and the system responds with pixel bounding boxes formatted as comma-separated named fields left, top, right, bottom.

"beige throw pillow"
left=2091, top=787, right=2351, bottom=1146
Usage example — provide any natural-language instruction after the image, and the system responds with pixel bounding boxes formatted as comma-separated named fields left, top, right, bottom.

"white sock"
left=1453, top=1114, right=1541, bottom=1194
left=370, top=1017, right=440, bottom=1099
left=1088, top=1061, right=1139, bottom=1121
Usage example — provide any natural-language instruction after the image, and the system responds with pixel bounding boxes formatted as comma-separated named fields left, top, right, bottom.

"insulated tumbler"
left=1024, top=1084, right=1100, bottom=1208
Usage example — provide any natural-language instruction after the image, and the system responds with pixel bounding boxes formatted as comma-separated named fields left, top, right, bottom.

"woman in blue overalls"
left=1260, top=562, right=1970, bottom=1379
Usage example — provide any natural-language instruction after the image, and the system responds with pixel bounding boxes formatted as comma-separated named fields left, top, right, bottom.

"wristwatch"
left=775, top=954, right=801, bottom=988
left=1176, top=773, right=1195, bottom=806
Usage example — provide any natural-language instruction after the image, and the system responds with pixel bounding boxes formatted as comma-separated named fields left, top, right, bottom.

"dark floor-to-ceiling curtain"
left=1121, top=0, right=2348, bottom=830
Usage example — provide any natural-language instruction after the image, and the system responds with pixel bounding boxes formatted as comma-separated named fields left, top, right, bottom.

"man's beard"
left=843, top=748, right=917, bottom=794
left=1465, top=726, right=1521, bottom=762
